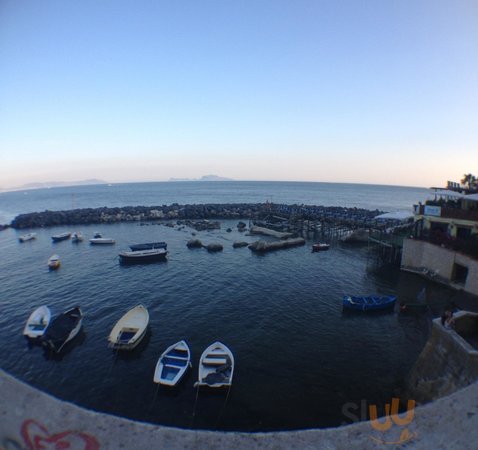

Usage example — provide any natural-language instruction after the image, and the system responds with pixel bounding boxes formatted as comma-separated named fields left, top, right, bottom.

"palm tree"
left=461, top=174, right=477, bottom=191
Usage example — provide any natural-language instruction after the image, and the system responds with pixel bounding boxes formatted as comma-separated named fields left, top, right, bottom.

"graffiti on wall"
left=1, top=419, right=100, bottom=450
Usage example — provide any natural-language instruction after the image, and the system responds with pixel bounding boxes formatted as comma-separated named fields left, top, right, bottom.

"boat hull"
left=130, top=242, right=167, bottom=251
left=119, top=249, right=168, bottom=264
left=42, top=307, right=83, bottom=353
left=90, top=238, right=115, bottom=245
left=23, top=306, right=51, bottom=339
left=343, top=295, right=397, bottom=311
left=154, top=340, right=191, bottom=386
left=108, top=305, right=149, bottom=350
left=197, top=341, right=234, bottom=388
left=19, top=233, right=37, bottom=242
left=51, top=233, right=71, bottom=242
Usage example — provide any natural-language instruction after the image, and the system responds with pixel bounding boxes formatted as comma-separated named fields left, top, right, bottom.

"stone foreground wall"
left=405, top=313, right=478, bottom=404
left=1, top=369, right=477, bottom=449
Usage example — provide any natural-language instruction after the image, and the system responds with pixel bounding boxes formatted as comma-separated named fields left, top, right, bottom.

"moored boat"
left=195, top=341, right=234, bottom=388
left=23, top=306, right=51, bottom=339
left=342, top=295, right=397, bottom=311
left=312, top=243, right=330, bottom=252
left=51, top=232, right=71, bottom=242
left=154, top=340, right=191, bottom=386
left=108, top=304, right=149, bottom=350
left=72, top=232, right=83, bottom=242
left=119, top=248, right=168, bottom=264
left=130, top=241, right=167, bottom=251
left=47, top=254, right=61, bottom=270
left=19, top=232, right=37, bottom=242
left=41, top=307, right=83, bottom=353
left=90, top=237, right=115, bottom=245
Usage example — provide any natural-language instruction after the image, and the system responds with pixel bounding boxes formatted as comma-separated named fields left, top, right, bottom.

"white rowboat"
left=196, top=342, right=234, bottom=388
left=19, top=233, right=37, bottom=242
left=108, top=305, right=149, bottom=350
left=48, top=254, right=60, bottom=269
left=90, top=237, right=115, bottom=245
left=23, top=306, right=51, bottom=339
left=154, top=340, right=191, bottom=386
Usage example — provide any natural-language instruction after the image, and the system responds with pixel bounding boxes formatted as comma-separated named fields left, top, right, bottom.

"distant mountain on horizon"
left=6, top=179, right=108, bottom=192
left=169, top=175, right=234, bottom=182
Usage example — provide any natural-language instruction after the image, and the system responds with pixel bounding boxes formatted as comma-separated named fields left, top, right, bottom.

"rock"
left=206, top=243, right=223, bottom=252
left=237, top=221, right=247, bottom=229
left=186, top=239, right=203, bottom=249
left=226, top=228, right=232, bottom=232
left=233, top=241, right=249, bottom=248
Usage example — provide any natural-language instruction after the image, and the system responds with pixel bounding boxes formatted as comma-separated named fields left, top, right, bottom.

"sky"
left=0, top=0, right=477, bottom=189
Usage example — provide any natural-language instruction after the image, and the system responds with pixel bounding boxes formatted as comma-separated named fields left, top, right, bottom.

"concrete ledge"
left=1, top=369, right=478, bottom=449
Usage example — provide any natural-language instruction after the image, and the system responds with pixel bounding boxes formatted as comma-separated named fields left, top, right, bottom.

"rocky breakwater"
left=249, top=237, right=306, bottom=253
left=9, top=204, right=263, bottom=229
left=9, top=202, right=383, bottom=230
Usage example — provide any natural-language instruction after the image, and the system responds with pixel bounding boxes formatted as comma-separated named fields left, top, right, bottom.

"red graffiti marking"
left=21, top=419, right=100, bottom=450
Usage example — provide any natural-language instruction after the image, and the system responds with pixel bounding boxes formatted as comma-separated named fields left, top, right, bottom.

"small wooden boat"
left=343, top=295, right=397, bottom=311
left=19, top=232, right=37, bottom=242
left=119, top=248, right=168, bottom=264
left=47, top=254, right=61, bottom=270
left=90, top=237, right=115, bottom=245
left=312, top=243, right=330, bottom=252
left=153, top=340, right=191, bottom=386
left=195, top=342, right=234, bottom=388
left=51, top=232, right=71, bottom=242
left=130, top=242, right=167, bottom=251
left=72, top=232, right=83, bottom=242
left=108, top=305, right=149, bottom=350
left=23, top=306, right=51, bottom=339
left=41, top=307, right=83, bottom=353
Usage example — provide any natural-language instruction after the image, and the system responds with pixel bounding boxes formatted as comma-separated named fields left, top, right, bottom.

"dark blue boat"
left=342, top=295, right=397, bottom=311
left=129, top=241, right=167, bottom=251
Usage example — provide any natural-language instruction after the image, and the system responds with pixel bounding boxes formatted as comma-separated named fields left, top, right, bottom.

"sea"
left=0, top=181, right=458, bottom=431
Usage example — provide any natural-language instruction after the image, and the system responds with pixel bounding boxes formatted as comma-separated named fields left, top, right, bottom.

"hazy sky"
left=1, top=0, right=477, bottom=189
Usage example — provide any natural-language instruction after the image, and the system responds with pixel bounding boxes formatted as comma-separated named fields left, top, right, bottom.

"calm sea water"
left=0, top=181, right=429, bottom=224
left=1, top=181, right=453, bottom=431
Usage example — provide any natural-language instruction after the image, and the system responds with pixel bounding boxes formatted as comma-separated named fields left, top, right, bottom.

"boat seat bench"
left=203, top=357, right=227, bottom=365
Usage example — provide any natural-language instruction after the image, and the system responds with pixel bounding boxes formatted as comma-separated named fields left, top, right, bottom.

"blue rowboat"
left=343, top=295, right=397, bottom=311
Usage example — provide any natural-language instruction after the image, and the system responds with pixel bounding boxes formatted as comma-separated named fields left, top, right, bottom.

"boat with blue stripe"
left=343, top=295, right=397, bottom=311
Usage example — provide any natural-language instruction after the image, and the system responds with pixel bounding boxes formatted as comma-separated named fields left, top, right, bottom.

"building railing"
left=414, top=204, right=478, bottom=222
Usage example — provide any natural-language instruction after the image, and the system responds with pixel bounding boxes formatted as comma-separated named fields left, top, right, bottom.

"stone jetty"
left=8, top=202, right=383, bottom=232
left=249, top=238, right=306, bottom=253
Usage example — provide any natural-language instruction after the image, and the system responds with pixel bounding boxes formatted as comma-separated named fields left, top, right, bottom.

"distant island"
left=169, top=175, right=233, bottom=182
left=7, top=179, right=108, bottom=191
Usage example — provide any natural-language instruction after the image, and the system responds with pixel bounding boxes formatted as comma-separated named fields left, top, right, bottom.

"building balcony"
left=414, top=204, right=478, bottom=222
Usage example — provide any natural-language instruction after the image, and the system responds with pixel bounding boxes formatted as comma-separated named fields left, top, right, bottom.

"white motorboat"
left=196, top=342, right=234, bottom=388
left=47, top=254, right=61, bottom=270
left=41, top=307, right=83, bottom=353
left=90, top=237, right=115, bottom=245
left=154, top=340, right=191, bottom=386
left=19, top=232, right=37, bottom=242
left=23, top=305, right=51, bottom=339
left=72, top=232, right=83, bottom=242
left=108, top=305, right=149, bottom=350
